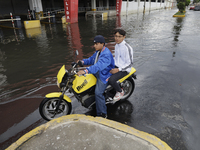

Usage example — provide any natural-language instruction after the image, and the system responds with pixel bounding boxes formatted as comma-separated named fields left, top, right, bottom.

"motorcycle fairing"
left=118, top=67, right=136, bottom=83
left=57, top=65, right=66, bottom=84
left=72, top=74, right=97, bottom=94
left=45, top=92, right=72, bottom=102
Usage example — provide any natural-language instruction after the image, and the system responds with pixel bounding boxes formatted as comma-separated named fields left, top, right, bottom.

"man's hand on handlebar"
left=77, top=60, right=84, bottom=67
left=77, top=70, right=85, bottom=76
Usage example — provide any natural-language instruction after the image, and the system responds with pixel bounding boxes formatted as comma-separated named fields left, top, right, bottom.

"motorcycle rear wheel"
left=120, top=78, right=135, bottom=100
left=39, top=97, right=72, bottom=121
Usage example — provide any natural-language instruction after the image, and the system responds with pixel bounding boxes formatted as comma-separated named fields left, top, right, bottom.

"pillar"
left=106, top=0, right=109, bottom=10
left=64, top=0, right=78, bottom=23
left=29, top=0, right=43, bottom=12
left=156, top=0, right=158, bottom=8
left=149, top=0, right=151, bottom=11
left=138, top=0, right=140, bottom=12
left=15, top=16, right=22, bottom=28
left=29, top=0, right=43, bottom=19
left=126, top=0, right=129, bottom=16
left=91, top=0, right=96, bottom=11
left=116, top=0, right=122, bottom=16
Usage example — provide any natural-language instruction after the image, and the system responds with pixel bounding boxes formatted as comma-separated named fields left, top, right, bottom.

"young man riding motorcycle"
left=109, top=29, right=134, bottom=101
left=77, top=35, right=115, bottom=118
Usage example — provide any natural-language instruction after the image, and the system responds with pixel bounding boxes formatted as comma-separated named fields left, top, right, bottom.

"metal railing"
left=78, top=7, right=91, bottom=11
left=43, top=6, right=116, bottom=15
left=79, top=6, right=116, bottom=12
left=96, top=7, right=116, bottom=11
left=44, top=8, right=64, bottom=15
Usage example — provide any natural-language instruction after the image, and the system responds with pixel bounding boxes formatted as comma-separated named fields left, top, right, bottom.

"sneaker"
left=99, top=113, right=107, bottom=118
left=113, top=89, right=124, bottom=101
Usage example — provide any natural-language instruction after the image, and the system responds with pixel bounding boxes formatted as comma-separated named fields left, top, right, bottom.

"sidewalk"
left=6, top=114, right=172, bottom=150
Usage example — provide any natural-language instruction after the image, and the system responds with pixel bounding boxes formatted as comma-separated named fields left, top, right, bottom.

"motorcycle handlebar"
left=71, top=61, right=83, bottom=68
left=71, top=62, right=77, bottom=67
left=70, top=62, right=86, bottom=77
left=77, top=60, right=83, bottom=67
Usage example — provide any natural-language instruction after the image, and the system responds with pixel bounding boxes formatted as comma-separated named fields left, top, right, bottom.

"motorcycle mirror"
left=76, top=50, right=79, bottom=56
left=74, top=50, right=79, bottom=63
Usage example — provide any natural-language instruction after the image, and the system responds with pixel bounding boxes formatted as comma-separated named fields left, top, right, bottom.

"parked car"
left=194, top=5, right=200, bottom=11
left=189, top=5, right=195, bottom=10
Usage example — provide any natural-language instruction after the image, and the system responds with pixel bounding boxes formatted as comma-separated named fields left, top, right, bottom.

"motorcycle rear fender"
left=45, top=92, right=72, bottom=103
left=118, top=67, right=136, bottom=83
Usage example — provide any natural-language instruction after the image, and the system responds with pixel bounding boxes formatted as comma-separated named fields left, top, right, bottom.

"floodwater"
left=1, top=8, right=200, bottom=150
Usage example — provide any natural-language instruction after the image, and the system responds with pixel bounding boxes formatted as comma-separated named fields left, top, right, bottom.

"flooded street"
left=1, top=8, right=200, bottom=150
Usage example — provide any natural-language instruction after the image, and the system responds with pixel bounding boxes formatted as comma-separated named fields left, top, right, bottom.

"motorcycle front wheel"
left=39, top=97, right=72, bottom=121
left=120, top=78, right=135, bottom=100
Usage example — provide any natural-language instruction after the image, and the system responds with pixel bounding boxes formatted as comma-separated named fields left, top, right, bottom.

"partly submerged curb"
left=6, top=114, right=172, bottom=150
left=173, top=11, right=186, bottom=17
left=173, top=14, right=185, bottom=17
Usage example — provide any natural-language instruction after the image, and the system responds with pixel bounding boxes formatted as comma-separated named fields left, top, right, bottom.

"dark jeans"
left=108, top=71, right=128, bottom=92
left=95, top=73, right=108, bottom=116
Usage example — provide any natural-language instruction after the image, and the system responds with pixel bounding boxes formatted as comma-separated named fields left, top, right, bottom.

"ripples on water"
left=1, top=10, right=200, bottom=103
left=0, top=9, right=197, bottom=103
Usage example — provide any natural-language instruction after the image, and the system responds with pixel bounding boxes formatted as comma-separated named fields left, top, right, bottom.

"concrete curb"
left=6, top=114, right=172, bottom=150
left=173, top=15, right=185, bottom=17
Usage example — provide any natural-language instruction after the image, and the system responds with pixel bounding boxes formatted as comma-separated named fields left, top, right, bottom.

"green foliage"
left=177, top=0, right=185, bottom=3
left=174, top=11, right=185, bottom=15
left=177, top=2, right=185, bottom=13
left=176, top=0, right=189, bottom=12
left=185, top=0, right=190, bottom=6
left=193, top=0, right=200, bottom=3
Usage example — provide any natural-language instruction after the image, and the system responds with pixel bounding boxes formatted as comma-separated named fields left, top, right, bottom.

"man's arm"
left=82, top=52, right=97, bottom=65
left=85, top=52, right=111, bottom=74
left=119, top=44, right=133, bottom=71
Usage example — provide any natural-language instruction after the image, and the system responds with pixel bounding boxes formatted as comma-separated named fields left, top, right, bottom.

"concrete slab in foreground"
left=6, top=114, right=172, bottom=150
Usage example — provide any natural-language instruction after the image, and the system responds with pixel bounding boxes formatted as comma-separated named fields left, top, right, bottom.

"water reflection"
left=18, top=28, right=25, bottom=40
left=0, top=49, right=7, bottom=87
left=0, top=28, right=24, bottom=44
left=1, top=17, right=115, bottom=103
left=107, top=100, right=133, bottom=124
left=92, top=18, right=97, bottom=33
left=25, top=27, right=42, bottom=38
left=172, top=17, right=184, bottom=46
left=116, top=16, right=121, bottom=28
left=85, top=100, right=133, bottom=124
left=13, top=29, right=19, bottom=43
left=0, top=29, right=4, bottom=43
left=66, top=23, right=83, bottom=60
left=172, top=17, right=184, bottom=59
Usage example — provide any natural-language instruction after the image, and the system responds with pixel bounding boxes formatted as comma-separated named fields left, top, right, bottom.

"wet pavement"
left=1, top=8, right=200, bottom=150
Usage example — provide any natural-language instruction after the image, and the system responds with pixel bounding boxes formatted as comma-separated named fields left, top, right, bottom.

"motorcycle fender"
left=118, top=67, right=136, bottom=83
left=45, top=92, right=72, bottom=103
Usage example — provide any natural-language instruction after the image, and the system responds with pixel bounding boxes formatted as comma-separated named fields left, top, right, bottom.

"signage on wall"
left=116, top=0, right=122, bottom=16
left=64, top=0, right=78, bottom=23
left=64, top=0, right=71, bottom=22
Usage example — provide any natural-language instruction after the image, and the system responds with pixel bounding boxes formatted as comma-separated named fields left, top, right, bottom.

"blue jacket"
left=83, top=47, right=115, bottom=84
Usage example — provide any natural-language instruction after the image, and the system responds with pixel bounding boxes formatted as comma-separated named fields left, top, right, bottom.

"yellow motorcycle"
left=39, top=51, right=136, bottom=121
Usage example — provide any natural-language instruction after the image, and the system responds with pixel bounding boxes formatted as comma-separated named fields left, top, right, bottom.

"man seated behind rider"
left=109, top=29, right=134, bottom=101
left=77, top=35, right=115, bottom=118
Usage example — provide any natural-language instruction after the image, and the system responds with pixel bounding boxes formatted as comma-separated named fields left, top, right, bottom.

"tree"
left=185, top=0, right=191, bottom=6
left=193, top=0, right=200, bottom=3
left=177, top=2, right=185, bottom=13
left=176, top=0, right=190, bottom=13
